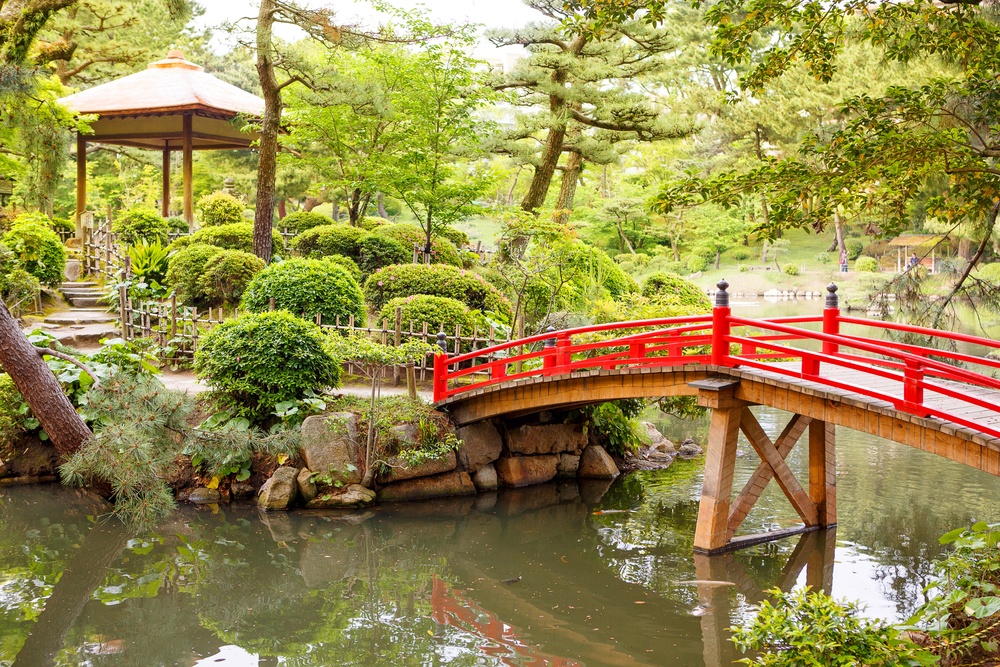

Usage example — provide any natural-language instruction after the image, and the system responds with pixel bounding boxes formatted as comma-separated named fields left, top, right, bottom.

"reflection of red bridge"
left=431, top=577, right=581, bottom=667
left=434, top=282, right=1000, bottom=553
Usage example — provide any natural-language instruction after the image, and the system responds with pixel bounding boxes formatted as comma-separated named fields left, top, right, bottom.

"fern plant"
left=127, top=240, right=172, bottom=284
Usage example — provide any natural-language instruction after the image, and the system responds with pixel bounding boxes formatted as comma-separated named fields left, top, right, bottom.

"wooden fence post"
left=118, top=285, right=128, bottom=339
left=394, top=306, right=403, bottom=385
left=170, top=293, right=177, bottom=340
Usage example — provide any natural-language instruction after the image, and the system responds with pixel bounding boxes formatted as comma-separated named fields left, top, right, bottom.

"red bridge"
left=432, top=281, right=1000, bottom=553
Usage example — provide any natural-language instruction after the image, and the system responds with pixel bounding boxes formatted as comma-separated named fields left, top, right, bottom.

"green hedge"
left=281, top=211, right=332, bottom=235
left=112, top=208, right=170, bottom=245
left=166, top=244, right=221, bottom=306
left=375, top=224, right=462, bottom=267
left=197, top=192, right=246, bottom=227
left=855, top=256, right=880, bottom=273
left=169, top=223, right=282, bottom=257
left=364, top=263, right=513, bottom=321
left=358, top=234, right=409, bottom=277
left=574, top=246, right=639, bottom=299
left=241, top=258, right=366, bottom=324
left=2, top=221, right=66, bottom=287
left=641, top=272, right=711, bottom=311
left=360, top=216, right=388, bottom=231
left=379, top=295, right=479, bottom=348
left=197, top=249, right=265, bottom=305
left=290, top=224, right=366, bottom=260
left=194, top=310, right=341, bottom=422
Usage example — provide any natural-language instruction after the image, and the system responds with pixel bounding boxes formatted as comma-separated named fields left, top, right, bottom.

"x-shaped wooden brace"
left=727, top=412, right=817, bottom=541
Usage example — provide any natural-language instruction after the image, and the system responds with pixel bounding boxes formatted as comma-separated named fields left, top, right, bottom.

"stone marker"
left=472, top=463, right=499, bottom=491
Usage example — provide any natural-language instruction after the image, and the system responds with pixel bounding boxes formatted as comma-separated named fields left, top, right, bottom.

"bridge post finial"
left=715, top=279, right=730, bottom=308
left=437, top=329, right=448, bottom=355
left=544, top=325, right=557, bottom=349
left=825, top=283, right=839, bottom=310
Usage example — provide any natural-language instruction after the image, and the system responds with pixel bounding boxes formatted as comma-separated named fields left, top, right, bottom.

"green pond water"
left=0, top=299, right=998, bottom=667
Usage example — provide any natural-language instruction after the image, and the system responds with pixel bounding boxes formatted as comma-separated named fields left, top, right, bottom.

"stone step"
left=66, top=296, right=103, bottom=308
left=60, top=281, right=98, bottom=289
left=43, top=309, right=115, bottom=325
left=61, top=291, right=104, bottom=300
left=22, top=323, right=119, bottom=349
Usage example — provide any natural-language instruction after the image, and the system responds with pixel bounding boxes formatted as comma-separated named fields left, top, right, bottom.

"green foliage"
left=127, top=240, right=171, bottom=284
left=0, top=375, right=24, bottom=447
left=196, top=249, right=265, bottom=306
left=375, top=224, right=463, bottom=267
left=571, top=246, right=640, bottom=300
left=846, top=239, right=865, bottom=261
left=166, top=217, right=190, bottom=234
left=197, top=192, right=246, bottom=227
left=2, top=220, right=66, bottom=288
left=281, top=210, right=331, bottom=234
left=976, top=263, right=1000, bottom=284
left=194, top=311, right=342, bottom=422
left=170, top=223, right=282, bottom=258
left=686, top=254, right=708, bottom=273
left=113, top=207, right=170, bottom=245
left=732, top=587, right=933, bottom=667
left=436, top=226, right=469, bottom=247
left=379, top=295, right=478, bottom=338
left=363, top=263, right=512, bottom=320
left=782, top=263, right=800, bottom=276
left=290, top=223, right=365, bottom=260
left=323, top=254, right=362, bottom=282
left=240, top=258, right=365, bottom=325
left=0, top=242, right=40, bottom=317
left=814, top=251, right=834, bottom=264
left=165, top=244, right=221, bottom=307
left=731, top=247, right=753, bottom=262
left=855, top=256, right=880, bottom=273
left=357, top=233, right=409, bottom=277
left=584, top=400, right=648, bottom=457
left=641, top=272, right=711, bottom=311
left=185, top=416, right=300, bottom=480
left=360, top=216, right=388, bottom=231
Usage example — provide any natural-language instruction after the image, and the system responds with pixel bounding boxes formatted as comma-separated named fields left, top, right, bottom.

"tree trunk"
left=277, top=199, right=286, bottom=219
left=253, top=0, right=281, bottom=264
left=554, top=149, right=582, bottom=224
left=377, top=193, right=389, bottom=219
left=0, top=303, right=91, bottom=459
left=600, top=164, right=609, bottom=198
left=331, top=200, right=340, bottom=222
left=715, top=249, right=721, bottom=270
left=834, top=212, right=847, bottom=254
left=520, top=67, right=569, bottom=215
left=959, top=237, right=972, bottom=260
left=505, top=166, right=522, bottom=206
left=617, top=219, right=636, bottom=254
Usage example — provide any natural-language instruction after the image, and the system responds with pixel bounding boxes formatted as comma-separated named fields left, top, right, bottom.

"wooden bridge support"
left=692, top=379, right=837, bottom=554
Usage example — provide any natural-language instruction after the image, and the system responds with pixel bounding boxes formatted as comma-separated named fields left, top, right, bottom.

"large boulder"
left=505, top=424, right=586, bottom=456
left=297, top=468, right=318, bottom=503
left=376, top=471, right=476, bottom=503
left=472, top=463, right=499, bottom=492
left=641, top=422, right=676, bottom=453
left=678, top=437, right=703, bottom=458
left=557, top=453, right=580, bottom=479
left=300, top=413, right=362, bottom=484
left=455, top=421, right=503, bottom=471
left=258, top=467, right=300, bottom=510
left=578, top=445, right=619, bottom=479
left=187, top=487, right=222, bottom=504
left=376, top=450, right=456, bottom=484
left=305, top=484, right=376, bottom=509
left=495, top=455, right=559, bottom=487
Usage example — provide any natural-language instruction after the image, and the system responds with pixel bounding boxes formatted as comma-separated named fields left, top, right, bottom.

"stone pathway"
left=22, top=282, right=118, bottom=350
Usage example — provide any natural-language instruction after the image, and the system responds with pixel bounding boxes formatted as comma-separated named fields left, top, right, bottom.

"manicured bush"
left=357, top=233, right=409, bottom=277
left=379, top=295, right=479, bottom=342
left=436, top=226, right=469, bottom=247
left=846, top=238, right=865, bottom=260
left=2, top=220, right=66, bottom=287
left=166, top=217, right=190, bottom=234
left=281, top=210, right=331, bottom=235
left=782, top=263, right=800, bottom=275
left=324, top=254, right=362, bottom=282
left=197, top=249, right=265, bottom=305
left=194, top=310, right=341, bottom=421
left=165, top=243, right=221, bottom=306
left=814, top=251, right=834, bottom=264
left=686, top=254, right=708, bottom=273
left=641, top=272, right=711, bottom=311
left=112, top=207, right=170, bottom=245
left=855, top=256, right=880, bottom=273
left=730, top=247, right=752, bottom=262
left=976, top=262, right=1000, bottom=283
left=240, top=258, right=366, bottom=324
left=363, top=263, right=513, bottom=320
left=374, top=224, right=463, bottom=267
left=169, top=223, right=282, bottom=258
left=50, top=216, right=74, bottom=236
left=573, top=246, right=640, bottom=299
left=290, top=223, right=365, bottom=260
left=360, top=216, right=388, bottom=231
left=0, top=243, right=40, bottom=317
left=197, top=192, right=246, bottom=227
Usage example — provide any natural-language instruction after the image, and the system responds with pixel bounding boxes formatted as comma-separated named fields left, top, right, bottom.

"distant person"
left=840, top=249, right=848, bottom=273
left=908, top=253, right=919, bottom=269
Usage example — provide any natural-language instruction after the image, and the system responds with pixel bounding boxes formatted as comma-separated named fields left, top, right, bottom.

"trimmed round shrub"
left=437, top=226, right=469, bottom=247
left=570, top=246, right=639, bottom=299
left=686, top=254, right=709, bottom=273
left=846, top=239, right=865, bottom=261
left=166, top=217, right=190, bottom=234
left=2, top=221, right=66, bottom=287
left=241, top=258, right=365, bottom=324
left=641, top=272, right=711, bottom=311
left=379, top=295, right=479, bottom=347
left=360, top=216, right=388, bottom=231
left=50, top=216, right=74, bottom=236
left=358, top=233, right=409, bottom=277
left=290, top=224, right=365, bottom=260
left=281, top=210, right=331, bottom=235
left=196, top=249, right=265, bottom=306
left=375, top=224, right=462, bottom=267
left=166, top=244, right=221, bottom=306
left=976, top=262, right=1000, bottom=283
left=782, top=263, right=801, bottom=275
left=197, top=192, right=246, bottom=227
left=855, top=256, right=880, bottom=273
left=363, top=263, right=513, bottom=320
left=324, top=254, right=362, bottom=282
left=730, top=247, right=752, bottom=262
left=170, top=223, right=282, bottom=258
left=194, top=310, right=341, bottom=421
left=814, top=252, right=834, bottom=264
left=112, top=207, right=169, bottom=245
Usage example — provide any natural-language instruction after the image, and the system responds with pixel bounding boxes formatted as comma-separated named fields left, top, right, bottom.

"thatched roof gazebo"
left=59, top=50, right=264, bottom=231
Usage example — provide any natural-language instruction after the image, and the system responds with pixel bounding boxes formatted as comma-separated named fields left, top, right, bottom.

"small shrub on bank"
left=291, top=224, right=366, bottom=260
left=582, top=399, right=647, bottom=457
left=641, top=272, right=711, bottom=311
left=324, top=254, right=362, bottom=282
left=782, top=263, right=800, bottom=275
left=197, top=249, right=265, bottom=305
left=112, top=207, right=170, bottom=245
left=364, top=263, right=513, bottom=320
left=686, top=254, right=708, bottom=273
left=281, top=210, right=331, bottom=235
left=379, top=295, right=479, bottom=338
left=2, top=220, right=66, bottom=287
left=240, top=258, right=366, bottom=324
left=358, top=234, right=409, bottom=277
left=169, top=223, right=282, bottom=258
left=730, top=247, right=752, bottom=262
left=855, top=256, right=880, bottom=273
left=194, top=310, right=342, bottom=421
left=197, top=192, right=245, bottom=227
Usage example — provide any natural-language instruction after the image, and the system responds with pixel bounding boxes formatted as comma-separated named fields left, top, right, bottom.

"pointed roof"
left=59, top=50, right=264, bottom=119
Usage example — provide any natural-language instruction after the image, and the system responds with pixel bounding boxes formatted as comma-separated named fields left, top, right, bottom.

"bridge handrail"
left=838, top=316, right=1000, bottom=353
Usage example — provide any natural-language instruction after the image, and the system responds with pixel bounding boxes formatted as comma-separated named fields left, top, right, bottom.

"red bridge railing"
left=432, top=281, right=1000, bottom=439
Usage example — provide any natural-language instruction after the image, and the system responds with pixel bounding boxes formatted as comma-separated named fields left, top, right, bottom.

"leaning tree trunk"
left=253, top=0, right=281, bottom=264
left=554, top=148, right=582, bottom=225
left=0, top=303, right=91, bottom=458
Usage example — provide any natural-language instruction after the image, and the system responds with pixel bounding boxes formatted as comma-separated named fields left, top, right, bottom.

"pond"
left=1, top=298, right=998, bottom=667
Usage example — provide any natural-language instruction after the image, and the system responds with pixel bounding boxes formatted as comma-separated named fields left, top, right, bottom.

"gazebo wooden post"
left=161, top=146, right=171, bottom=218
left=75, top=133, right=86, bottom=239
left=182, top=113, right=194, bottom=229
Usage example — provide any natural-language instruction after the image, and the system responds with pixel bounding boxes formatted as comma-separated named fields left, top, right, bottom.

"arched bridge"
left=432, top=282, right=1000, bottom=554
